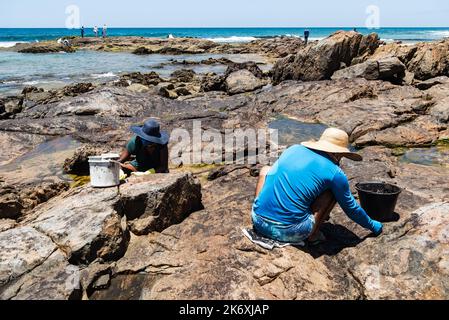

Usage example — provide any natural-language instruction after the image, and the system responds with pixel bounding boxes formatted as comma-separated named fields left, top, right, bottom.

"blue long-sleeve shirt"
left=253, top=145, right=377, bottom=232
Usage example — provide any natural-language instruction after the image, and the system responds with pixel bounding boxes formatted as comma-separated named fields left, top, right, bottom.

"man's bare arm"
left=118, top=149, right=131, bottom=163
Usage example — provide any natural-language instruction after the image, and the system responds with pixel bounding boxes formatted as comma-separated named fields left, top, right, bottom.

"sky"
left=0, top=0, right=448, bottom=28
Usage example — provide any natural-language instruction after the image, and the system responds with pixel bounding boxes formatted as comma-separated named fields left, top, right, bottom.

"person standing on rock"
left=304, top=29, right=310, bottom=45
left=102, top=24, right=107, bottom=38
left=118, top=119, right=170, bottom=175
left=94, top=26, right=98, bottom=37
left=81, top=26, right=85, bottom=38
left=252, top=128, right=383, bottom=245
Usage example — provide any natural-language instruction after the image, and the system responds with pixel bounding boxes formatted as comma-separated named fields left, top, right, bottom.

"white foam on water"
left=282, top=34, right=301, bottom=38
left=0, top=41, right=29, bottom=48
left=429, top=30, right=449, bottom=38
left=207, top=36, right=258, bottom=43
left=0, top=80, right=18, bottom=85
left=90, top=72, right=117, bottom=79
left=22, top=80, right=40, bottom=86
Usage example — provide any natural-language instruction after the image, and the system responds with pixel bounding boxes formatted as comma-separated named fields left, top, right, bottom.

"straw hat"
left=301, top=128, right=363, bottom=161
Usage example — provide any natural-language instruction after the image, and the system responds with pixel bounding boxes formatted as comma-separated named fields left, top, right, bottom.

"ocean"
left=1, top=27, right=449, bottom=46
left=1, top=27, right=448, bottom=96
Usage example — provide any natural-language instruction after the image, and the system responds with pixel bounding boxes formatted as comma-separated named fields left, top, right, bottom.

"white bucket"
left=88, top=157, right=121, bottom=188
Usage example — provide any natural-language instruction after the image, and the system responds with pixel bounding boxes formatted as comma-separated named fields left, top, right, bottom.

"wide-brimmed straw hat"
left=301, top=128, right=362, bottom=161
left=130, top=119, right=170, bottom=146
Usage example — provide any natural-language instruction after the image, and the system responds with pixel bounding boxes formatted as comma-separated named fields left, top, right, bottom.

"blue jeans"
left=252, top=211, right=315, bottom=243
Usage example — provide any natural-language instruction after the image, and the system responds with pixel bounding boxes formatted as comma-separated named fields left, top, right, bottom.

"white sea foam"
left=429, top=30, right=449, bottom=38
left=90, top=72, right=117, bottom=79
left=283, top=34, right=301, bottom=38
left=0, top=41, right=29, bottom=48
left=22, top=80, right=40, bottom=86
left=207, top=36, right=258, bottom=43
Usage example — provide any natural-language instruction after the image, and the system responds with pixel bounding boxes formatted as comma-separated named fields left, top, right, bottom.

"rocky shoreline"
left=0, top=31, right=448, bottom=300
left=3, top=36, right=303, bottom=59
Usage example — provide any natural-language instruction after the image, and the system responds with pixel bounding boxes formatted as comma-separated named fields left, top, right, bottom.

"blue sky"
left=1, top=0, right=448, bottom=28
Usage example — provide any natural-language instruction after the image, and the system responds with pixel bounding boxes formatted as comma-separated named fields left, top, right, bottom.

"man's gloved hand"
left=371, top=220, right=383, bottom=236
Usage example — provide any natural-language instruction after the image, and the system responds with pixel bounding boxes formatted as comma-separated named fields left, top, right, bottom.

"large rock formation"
left=332, top=57, right=406, bottom=83
left=117, top=174, right=203, bottom=235
left=272, top=31, right=380, bottom=84
left=363, top=39, right=449, bottom=81
left=0, top=173, right=203, bottom=299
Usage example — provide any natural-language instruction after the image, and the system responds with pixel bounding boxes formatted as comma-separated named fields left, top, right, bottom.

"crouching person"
left=252, top=128, right=383, bottom=245
left=118, top=119, right=170, bottom=175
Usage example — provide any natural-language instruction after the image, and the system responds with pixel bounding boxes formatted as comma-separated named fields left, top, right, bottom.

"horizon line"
left=1, top=26, right=449, bottom=29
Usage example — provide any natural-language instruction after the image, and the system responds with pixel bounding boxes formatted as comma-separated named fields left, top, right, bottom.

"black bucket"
left=355, top=182, right=402, bottom=222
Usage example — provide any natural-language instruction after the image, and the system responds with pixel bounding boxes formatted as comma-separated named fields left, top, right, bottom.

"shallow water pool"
left=0, top=136, right=81, bottom=185
left=268, top=117, right=329, bottom=147
left=400, top=146, right=449, bottom=168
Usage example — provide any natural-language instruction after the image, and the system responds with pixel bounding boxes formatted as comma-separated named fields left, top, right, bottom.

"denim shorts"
left=252, top=210, right=315, bottom=243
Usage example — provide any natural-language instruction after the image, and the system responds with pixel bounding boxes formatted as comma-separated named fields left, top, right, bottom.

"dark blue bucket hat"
left=130, top=119, right=170, bottom=146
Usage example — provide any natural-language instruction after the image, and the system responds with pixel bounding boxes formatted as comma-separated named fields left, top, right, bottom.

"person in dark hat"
left=118, top=119, right=170, bottom=174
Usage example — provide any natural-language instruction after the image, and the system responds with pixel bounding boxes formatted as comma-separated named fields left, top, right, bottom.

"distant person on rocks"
left=304, top=29, right=310, bottom=45
left=102, top=24, right=107, bottom=38
left=81, top=26, right=85, bottom=38
left=94, top=26, right=98, bottom=37
left=252, top=128, right=383, bottom=246
left=118, top=119, right=170, bottom=175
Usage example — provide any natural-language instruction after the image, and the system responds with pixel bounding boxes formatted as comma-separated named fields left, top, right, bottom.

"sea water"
left=1, top=27, right=449, bottom=44
left=1, top=27, right=448, bottom=96
left=0, top=50, right=269, bottom=95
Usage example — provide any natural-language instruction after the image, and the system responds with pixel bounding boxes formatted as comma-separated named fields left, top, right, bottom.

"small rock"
left=3, top=97, right=23, bottom=115
left=171, top=69, right=196, bottom=83
left=127, top=83, right=150, bottom=93
left=175, top=87, right=191, bottom=96
left=93, top=274, right=111, bottom=289
left=0, top=193, right=23, bottom=220
left=21, top=86, right=43, bottom=95
left=159, top=87, right=178, bottom=99
left=225, top=62, right=264, bottom=79
left=225, top=70, right=265, bottom=95
left=200, top=73, right=226, bottom=92
left=133, top=47, right=152, bottom=55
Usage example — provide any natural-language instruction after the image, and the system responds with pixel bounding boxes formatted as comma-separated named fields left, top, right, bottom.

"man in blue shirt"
left=252, top=128, right=383, bottom=245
